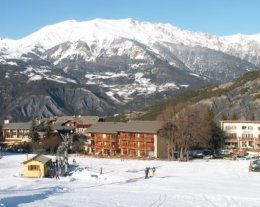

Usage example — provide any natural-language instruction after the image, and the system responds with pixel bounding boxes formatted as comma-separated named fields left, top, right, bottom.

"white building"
left=220, top=121, right=260, bottom=150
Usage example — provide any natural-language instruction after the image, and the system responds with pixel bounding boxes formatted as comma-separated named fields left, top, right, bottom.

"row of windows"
left=242, top=126, right=254, bottom=130
left=225, top=126, right=260, bottom=130
left=242, top=134, right=254, bottom=138
left=226, top=133, right=260, bottom=139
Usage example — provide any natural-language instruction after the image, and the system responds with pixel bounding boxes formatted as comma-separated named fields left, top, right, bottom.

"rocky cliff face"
left=198, top=72, right=260, bottom=121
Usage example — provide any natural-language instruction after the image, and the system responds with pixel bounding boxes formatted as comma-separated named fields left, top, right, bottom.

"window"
left=28, top=165, right=40, bottom=171
left=225, top=126, right=232, bottom=130
left=258, top=127, right=260, bottom=131
left=230, top=133, right=237, bottom=138
left=248, top=126, right=253, bottom=130
left=242, top=134, right=253, bottom=138
left=248, top=134, right=253, bottom=138
left=225, top=125, right=236, bottom=130
left=242, top=126, right=247, bottom=130
left=248, top=141, right=254, bottom=147
left=241, top=141, right=247, bottom=147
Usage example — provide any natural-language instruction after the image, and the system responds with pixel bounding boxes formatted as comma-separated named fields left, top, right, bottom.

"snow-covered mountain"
left=0, top=18, right=260, bottom=121
left=1, top=18, right=260, bottom=64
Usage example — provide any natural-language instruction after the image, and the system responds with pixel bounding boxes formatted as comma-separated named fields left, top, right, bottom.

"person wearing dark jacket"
left=145, top=167, right=150, bottom=179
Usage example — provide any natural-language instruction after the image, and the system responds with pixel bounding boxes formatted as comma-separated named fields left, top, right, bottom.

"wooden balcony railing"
left=95, top=137, right=117, bottom=142
left=119, top=137, right=154, bottom=142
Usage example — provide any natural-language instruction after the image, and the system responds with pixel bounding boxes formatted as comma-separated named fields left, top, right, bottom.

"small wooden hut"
left=23, top=154, right=52, bottom=178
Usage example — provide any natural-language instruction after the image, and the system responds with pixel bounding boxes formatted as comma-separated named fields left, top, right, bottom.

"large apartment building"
left=220, top=120, right=260, bottom=150
left=85, top=121, right=167, bottom=159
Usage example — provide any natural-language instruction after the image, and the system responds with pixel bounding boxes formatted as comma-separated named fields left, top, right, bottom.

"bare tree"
left=42, top=120, right=60, bottom=154
left=174, top=105, right=212, bottom=160
left=158, top=104, right=213, bottom=161
left=157, top=105, right=180, bottom=160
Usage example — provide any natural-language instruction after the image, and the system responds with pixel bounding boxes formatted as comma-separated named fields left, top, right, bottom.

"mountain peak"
left=0, top=18, right=260, bottom=66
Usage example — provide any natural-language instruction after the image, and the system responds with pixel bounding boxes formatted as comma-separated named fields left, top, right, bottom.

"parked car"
left=220, top=150, right=235, bottom=160
left=190, top=148, right=213, bottom=159
left=249, top=159, right=260, bottom=172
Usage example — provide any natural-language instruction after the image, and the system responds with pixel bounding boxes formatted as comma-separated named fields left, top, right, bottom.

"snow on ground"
left=1, top=154, right=260, bottom=207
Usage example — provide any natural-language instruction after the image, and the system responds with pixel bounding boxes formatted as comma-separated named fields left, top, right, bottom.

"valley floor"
left=0, top=154, right=260, bottom=207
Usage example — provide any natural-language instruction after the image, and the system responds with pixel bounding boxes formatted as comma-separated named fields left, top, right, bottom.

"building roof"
left=55, top=115, right=100, bottom=125
left=3, top=122, right=31, bottom=130
left=119, top=121, right=162, bottom=134
left=23, top=154, right=51, bottom=164
left=52, top=124, right=75, bottom=132
left=86, top=122, right=126, bottom=134
left=74, top=116, right=101, bottom=125
left=86, top=121, right=162, bottom=134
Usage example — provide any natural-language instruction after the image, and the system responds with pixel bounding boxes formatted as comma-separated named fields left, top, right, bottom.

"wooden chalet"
left=52, top=115, right=102, bottom=133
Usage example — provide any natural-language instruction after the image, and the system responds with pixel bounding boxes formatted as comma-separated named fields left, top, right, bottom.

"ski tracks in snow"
left=149, top=193, right=167, bottom=207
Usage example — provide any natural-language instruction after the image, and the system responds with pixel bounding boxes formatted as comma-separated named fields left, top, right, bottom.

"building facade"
left=1, top=116, right=101, bottom=146
left=118, top=121, right=161, bottom=158
left=220, top=120, right=260, bottom=150
left=85, top=122, right=124, bottom=156
left=85, top=121, right=167, bottom=159
left=2, top=121, right=31, bottom=145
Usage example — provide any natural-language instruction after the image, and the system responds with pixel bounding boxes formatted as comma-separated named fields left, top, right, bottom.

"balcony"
left=96, top=137, right=116, bottom=142
left=240, top=138, right=254, bottom=141
left=119, top=136, right=154, bottom=142
left=224, top=138, right=238, bottom=143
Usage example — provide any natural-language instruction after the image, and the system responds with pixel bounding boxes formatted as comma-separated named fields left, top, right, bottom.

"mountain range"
left=0, top=18, right=260, bottom=121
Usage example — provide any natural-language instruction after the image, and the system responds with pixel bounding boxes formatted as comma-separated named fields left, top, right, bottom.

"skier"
left=145, top=167, right=150, bottom=179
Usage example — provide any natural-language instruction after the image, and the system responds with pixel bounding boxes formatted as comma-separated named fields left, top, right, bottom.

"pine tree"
left=29, top=118, right=40, bottom=153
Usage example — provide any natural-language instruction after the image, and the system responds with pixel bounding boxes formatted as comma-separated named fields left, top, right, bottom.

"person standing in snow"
left=55, top=170, right=60, bottom=180
left=152, top=167, right=156, bottom=176
left=145, top=167, right=150, bottom=179
left=73, top=158, right=76, bottom=165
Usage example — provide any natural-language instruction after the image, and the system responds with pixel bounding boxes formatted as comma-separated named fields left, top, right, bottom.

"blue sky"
left=1, top=0, right=260, bottom=39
